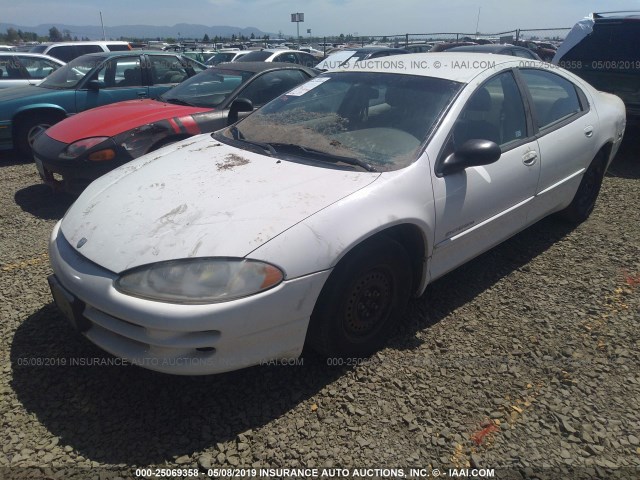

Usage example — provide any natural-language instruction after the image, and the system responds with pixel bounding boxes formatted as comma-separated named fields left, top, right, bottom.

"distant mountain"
left=0, top=22, right=270, bottom=40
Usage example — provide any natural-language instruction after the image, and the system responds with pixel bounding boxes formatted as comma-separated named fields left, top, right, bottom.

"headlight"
left=114, top=258, right=284, bottom=304
left=60, top=137, right=110, bottom=159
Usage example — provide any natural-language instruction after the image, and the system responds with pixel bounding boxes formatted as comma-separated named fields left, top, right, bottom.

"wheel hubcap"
left=27, top=124, right=51, bottom=147
left=344, top=269, right=392, bottom=339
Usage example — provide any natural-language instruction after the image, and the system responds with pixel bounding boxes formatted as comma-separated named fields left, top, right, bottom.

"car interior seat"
left=120, top=68, right=141, bottom=86
left=383, top=86, right=434, bottom=139
left=162, top=70, right=186, bottom=83
left=453, top=87, right=500, bottom=146
left=337, top=84, right=377, bottom=129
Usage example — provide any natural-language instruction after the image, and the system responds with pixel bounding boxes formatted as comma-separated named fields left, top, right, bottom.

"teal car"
left=0, top=50, right=206, bottom=156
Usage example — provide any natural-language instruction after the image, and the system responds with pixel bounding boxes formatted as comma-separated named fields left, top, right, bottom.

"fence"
left=313, top=27, right=571, bottom=49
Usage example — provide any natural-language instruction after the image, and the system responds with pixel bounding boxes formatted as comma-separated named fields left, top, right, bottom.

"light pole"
left=99, top=11, right=106, bottom=41
left=291, top=13, right=304, bottom=48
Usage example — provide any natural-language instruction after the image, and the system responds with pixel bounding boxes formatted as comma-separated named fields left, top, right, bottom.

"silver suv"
left=29, top=41, right=131, bottom=63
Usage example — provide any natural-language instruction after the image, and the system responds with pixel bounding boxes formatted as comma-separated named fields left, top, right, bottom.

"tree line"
left=1, top=27, right=89, bottom=43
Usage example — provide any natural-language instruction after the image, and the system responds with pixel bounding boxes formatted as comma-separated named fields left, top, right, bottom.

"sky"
left=3, top=0, right=640, bottom=37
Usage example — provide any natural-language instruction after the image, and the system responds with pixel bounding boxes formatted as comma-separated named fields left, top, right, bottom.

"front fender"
left=14, top=103, right=69, bottom=120
left=248, top=156, right=436, bottom=292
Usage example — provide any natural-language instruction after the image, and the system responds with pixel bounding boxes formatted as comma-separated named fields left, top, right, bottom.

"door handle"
left=137, top=92, right=147, bottom=97
left=584, top=126, right=594, bottom=138
left=522, top=151, right=538, bottom=166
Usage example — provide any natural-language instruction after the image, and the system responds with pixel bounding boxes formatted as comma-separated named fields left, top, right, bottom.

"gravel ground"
left=0, top=127, right=638, bottom=480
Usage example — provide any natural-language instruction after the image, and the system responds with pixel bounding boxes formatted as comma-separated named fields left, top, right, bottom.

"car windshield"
left=222, top=71, right=462, bottom=171
left=161, top=68, right=255, bottom=108
left=39, top=55, right=103, bottom=89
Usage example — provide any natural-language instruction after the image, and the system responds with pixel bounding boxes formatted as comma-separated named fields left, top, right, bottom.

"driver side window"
left=452, top=71, right=527, bottom=149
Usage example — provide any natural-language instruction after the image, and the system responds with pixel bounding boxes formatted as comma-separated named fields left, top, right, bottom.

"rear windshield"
left=562, top=21, right=640, bottom=64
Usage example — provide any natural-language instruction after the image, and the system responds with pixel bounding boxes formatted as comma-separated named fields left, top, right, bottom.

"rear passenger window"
left=48, top=46, right=77, bottom=63
left=107, top=43, right=131, bottom=51
left=76, top=45, right=103, bottom=56
left=520, top=69, right=582, bottom=129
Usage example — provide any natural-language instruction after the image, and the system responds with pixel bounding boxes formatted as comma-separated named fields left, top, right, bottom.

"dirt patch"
left=216, top=154, right=250, bottom=171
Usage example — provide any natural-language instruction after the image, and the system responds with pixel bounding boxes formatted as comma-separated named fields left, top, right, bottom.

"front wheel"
left=15, top=112, right=63, bottom=157
left=306, top=236, right=412, bottom=358
left=559, top=151, right=607, bottom=223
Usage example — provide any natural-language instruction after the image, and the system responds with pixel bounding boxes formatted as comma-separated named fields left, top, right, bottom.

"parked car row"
left=0, top=50, right=206, bottom=155
left=33, top=62, right=318, bottom=193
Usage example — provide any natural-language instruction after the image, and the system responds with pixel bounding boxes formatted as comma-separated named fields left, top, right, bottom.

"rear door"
left=517, top=68, right=598, bottom=220
left=75, top=54, right=148, bottom=112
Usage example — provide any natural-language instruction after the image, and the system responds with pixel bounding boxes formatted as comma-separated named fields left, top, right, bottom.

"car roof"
left=592, top=11, right=640, bottom=21
left=0, top=51, right=65, bottom=62
left=212, top=61, right=315, bottom=73
left=448, top=44, right=539, bottom=55
left=76, top=50, right=192, bottom=59
left=336, top=52, right=522, bottom=83
left=260, top=49, right=302, bottom=54
left=447, top=44, right=511, bottom=53
left=38, top=41, right=130, bottom=47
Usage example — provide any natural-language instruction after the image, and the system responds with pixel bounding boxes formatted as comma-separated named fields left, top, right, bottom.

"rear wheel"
left=15, top=112, right=63, bottom=157
left=559, top=151, right=607, bottom=223
left=306, top=236, right=412, bottom=358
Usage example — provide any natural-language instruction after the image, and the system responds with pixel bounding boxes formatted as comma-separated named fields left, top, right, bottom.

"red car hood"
left=45, top=99, right=211, bottom=143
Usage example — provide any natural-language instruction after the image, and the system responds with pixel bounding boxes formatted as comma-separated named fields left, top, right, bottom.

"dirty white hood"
left=60, top=135, right=379, bottom=273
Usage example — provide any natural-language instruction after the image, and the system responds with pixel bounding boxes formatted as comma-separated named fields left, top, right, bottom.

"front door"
left=430, top=70, right=541, bottom=279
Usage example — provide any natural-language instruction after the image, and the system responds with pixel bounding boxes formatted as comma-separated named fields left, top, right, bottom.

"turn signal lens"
left=88, top=149, right=116, bottom=162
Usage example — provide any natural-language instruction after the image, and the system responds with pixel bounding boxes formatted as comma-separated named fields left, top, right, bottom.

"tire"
left=559, top=151, right=607, bottom=223
left=306, top=236, right=412, bottom=358
left=15, top=112, right=63, bottom=157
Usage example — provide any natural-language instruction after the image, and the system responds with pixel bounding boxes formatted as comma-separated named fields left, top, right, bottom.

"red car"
left=33, top=62, right=318, bottom=194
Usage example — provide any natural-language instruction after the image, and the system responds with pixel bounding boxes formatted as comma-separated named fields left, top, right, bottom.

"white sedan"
left=47, top=53, right=626, bottom=375
left=0, top=52, right=65, bottom=89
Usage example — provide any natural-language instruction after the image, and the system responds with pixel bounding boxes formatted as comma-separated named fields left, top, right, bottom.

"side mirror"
left=440, top=139, right=501, bottom=176
left=227, top=98, right=254, bottom=125
left=88, top=80, right=106, bottom=91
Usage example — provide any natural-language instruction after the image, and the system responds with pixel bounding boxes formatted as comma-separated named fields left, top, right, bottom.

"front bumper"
left=48, top=221, right=331, bottom=375
left=33, top=134, right=128, bottom=194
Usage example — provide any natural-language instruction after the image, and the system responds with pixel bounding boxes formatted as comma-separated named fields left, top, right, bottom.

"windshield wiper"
left=229, top=126, right=275, bottom=156
left=268, top=143, right=377, bottom=172
left=164, top=98, right=196, bottom=107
